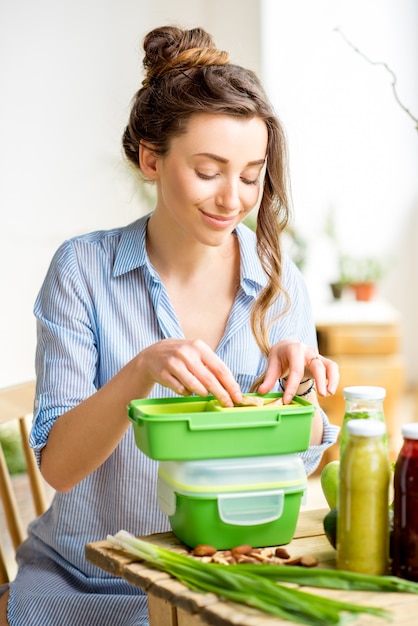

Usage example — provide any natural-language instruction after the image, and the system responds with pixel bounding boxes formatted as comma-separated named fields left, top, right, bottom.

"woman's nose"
left=216, top=178, right=240, bottom=211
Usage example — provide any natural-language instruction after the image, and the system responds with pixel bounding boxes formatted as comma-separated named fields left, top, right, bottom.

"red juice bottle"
left=392, top=423, right=418, bottom=581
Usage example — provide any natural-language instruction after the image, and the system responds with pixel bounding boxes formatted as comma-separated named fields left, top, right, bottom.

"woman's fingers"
left=257, top=340, right=339, bottom=403
left=183, top=340, right=243, bottom=406
left=140, top=337, right=339, bottom=408
left=258, top=340, right=304, bottom=398
left=307, top=354, right=339, bottom=396
left=142, top=339, right=242, bottom=407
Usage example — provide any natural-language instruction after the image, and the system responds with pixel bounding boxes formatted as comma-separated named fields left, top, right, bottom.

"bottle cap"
left=346, top=418, right=386, bottom=437
left=343, top=386, right=386, bottom=401
left=401, top=423, right=418, bottom=440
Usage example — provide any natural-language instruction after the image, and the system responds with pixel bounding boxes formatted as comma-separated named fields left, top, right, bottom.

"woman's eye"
left=196, top=171, right=217, bottom=180
left=195, top=170, right=259, bottom=185
left=241, top=177, right=259, bottom=186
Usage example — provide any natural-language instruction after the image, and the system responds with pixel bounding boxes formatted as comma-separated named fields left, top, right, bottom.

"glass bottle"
left=337, top=419, right=390, bottom=575
left=392, top=423, right=418, bottom=581
left=340, top=386, right=387, bottom=461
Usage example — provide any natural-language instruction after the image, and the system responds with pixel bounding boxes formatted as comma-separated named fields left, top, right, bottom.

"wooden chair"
left=0, top=381, right=48, bottom=583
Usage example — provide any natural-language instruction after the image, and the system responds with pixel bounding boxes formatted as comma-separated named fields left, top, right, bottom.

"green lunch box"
left=128, top=393, right=314, bottom=461
left=157, top=454, right=308, bottom=549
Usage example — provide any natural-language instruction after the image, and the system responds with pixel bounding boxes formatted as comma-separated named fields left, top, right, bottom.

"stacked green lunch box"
left=128, top=393, right=314, bottom=549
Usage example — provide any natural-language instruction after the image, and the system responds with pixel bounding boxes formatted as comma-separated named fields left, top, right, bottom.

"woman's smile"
left=199, top=208, right=240, bottom=230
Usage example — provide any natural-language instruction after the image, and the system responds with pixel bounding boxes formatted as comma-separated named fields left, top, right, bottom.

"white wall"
left=0, top=0, right=260, bottom=387
left=261, top=0, right=418, bottom=386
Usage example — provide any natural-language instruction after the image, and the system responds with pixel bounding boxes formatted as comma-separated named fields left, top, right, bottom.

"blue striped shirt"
left=7, top=215, right=338, bottom=625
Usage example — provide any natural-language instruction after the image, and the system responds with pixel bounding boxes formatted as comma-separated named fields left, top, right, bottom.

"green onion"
left=107, top=531, right=391, bottom=626
left=225, top=562, right=418, bottom=593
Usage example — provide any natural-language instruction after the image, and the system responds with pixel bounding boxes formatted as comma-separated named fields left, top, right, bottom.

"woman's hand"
left=137, top=338, right=243, bottom=407
left=257, top=339, right=339, bottom=405
left=42, top=338, right=243, bottom=491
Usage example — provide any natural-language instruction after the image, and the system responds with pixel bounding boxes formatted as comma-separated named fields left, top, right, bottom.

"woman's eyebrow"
left=194, top=152, right=265, bottom=166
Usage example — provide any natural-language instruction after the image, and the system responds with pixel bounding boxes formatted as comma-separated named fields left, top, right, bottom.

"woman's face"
left=151, top=113, right=268, bottom=246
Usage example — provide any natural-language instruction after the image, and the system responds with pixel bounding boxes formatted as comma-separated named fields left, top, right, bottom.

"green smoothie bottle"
left=340, top=386, right=387, bottom=461
left=337, top=419, right=390, bottom=575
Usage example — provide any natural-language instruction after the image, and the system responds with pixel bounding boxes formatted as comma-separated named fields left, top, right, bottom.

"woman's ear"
left=139, top=143, right=159, bottom=179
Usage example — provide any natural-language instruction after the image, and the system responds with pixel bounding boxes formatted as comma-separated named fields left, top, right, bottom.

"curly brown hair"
left=123, top=25, right=291, bottom=374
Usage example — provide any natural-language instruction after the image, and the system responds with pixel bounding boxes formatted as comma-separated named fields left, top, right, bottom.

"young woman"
left=0, top=25, right=339, bottom=626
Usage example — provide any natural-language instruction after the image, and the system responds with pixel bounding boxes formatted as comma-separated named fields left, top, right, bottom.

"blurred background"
left=1, top=0, right=417, bottom=395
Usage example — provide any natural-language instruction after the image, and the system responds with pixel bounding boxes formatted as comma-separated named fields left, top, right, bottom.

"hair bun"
left=142, top=26, right=229, bottom=87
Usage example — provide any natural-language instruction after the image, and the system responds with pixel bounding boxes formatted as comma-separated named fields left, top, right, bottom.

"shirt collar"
left=112, top=214, right=267, bottom=292
left=112, top=214, right=153, bottom=278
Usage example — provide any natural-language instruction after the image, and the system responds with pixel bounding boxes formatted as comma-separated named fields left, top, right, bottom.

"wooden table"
left=85, top=508, right=418, bottom=625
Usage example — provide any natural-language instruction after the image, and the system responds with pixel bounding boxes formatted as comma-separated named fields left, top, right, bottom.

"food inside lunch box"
left=233, top=395, right=284, bottom=407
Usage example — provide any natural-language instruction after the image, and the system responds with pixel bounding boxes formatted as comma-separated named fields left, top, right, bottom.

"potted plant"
left=338, top=255, right=386, bottom=301
left=322, top=210, right=388, bottom=301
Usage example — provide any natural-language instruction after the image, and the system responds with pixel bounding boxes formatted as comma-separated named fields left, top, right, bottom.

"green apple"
left=320, top=460, right=340, bottom=509
left=323, top=507, right=338, bottom=549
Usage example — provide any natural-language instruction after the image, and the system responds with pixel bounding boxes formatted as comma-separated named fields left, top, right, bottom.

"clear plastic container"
left=392, top=423, right=418, bottom=581
left=337, top=419, right=390, bottom=575
left=157, top=454, right=307, bottom=549
left=340, top=386, right=387, bottom=460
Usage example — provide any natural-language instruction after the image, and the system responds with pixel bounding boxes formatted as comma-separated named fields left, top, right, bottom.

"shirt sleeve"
left=299, top=408, right=340, bottom=475
left=30, top=239, right=98, bottom=465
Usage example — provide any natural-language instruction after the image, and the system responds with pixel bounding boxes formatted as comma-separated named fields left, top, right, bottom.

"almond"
left=192, top=544, right=217, bottom=557
left=275, top=547, right=291, bottom=559
left=231, top=544, right=253, bottom=556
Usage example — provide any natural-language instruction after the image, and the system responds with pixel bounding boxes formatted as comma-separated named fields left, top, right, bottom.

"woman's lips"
left=200, top=210, right=239, bottom=229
